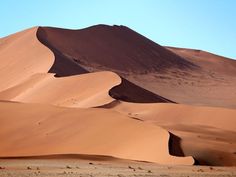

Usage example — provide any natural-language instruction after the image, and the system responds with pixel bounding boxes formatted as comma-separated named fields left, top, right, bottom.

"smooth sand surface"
left=0, top=71, right=121, bottom=108
left=0, top=27, right=54, bottom=92
left=0, top=101, right=193, bottom=165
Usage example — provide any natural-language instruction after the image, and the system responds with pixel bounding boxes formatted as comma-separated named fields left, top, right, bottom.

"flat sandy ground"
left=0, top=158, right=236, bottom=177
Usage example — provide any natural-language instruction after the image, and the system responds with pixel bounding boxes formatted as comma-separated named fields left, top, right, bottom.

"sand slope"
left=0, top=27, right=54, bottom=92
left=0, top=71, right=121, bottom=108
left=37, top=25, right=196, bottom=74
left=106, top=102, right=236, bottom=165
left=0, top=101, right=193, bottom=165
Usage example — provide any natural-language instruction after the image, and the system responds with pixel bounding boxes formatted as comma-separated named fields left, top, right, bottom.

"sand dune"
left=0, top=25, right=236, bottom=167
left=105, top=102, right=236, bottom=165
left=0, top=27, right=54, bottom=92
left=0, top=26, right=189, bottom=166
left=0, top=101, right=193, bottom=165
left=37, top=25, right=236, bottom=108
left=0, top=71, right=121, bottom=108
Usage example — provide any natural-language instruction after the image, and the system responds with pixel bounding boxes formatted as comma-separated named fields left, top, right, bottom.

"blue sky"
left=0, top=0, right=235, bottom=59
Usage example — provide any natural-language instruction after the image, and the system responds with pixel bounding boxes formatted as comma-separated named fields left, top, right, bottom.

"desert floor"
left=0, top=157, right=236, bottom=177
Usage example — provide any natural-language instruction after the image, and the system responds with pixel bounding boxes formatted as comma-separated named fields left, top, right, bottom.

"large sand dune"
left=0, top=26, right=193, bottom=164
left=0, top=25, right=236, bottom=167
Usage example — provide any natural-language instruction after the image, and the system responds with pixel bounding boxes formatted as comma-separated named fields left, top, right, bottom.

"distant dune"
left=166, top=47, right=236, bottom=76
left=0, top=25, right=236, bottom=166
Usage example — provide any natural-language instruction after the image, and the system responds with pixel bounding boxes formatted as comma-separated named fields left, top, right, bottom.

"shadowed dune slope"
left=0, top=71, right=121, bottom=108
left=0, top=27, right=54, bottom=92
left=105, top=102, right=236, bottom=166
left=109, top=78, right=174, bottom=103
left=0, top=101, right=194, bottom=165
left=37, top=25, right=196, bottom=74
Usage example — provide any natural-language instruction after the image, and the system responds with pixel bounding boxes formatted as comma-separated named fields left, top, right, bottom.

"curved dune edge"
left=0, top=101, right=194, bottom=165
left=0, top=27, right=54, bottom=92
left=0, top=71, right=121, bottom=108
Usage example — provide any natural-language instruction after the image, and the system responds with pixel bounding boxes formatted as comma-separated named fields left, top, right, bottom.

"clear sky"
left=0, top=0, right=235, bottom=59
